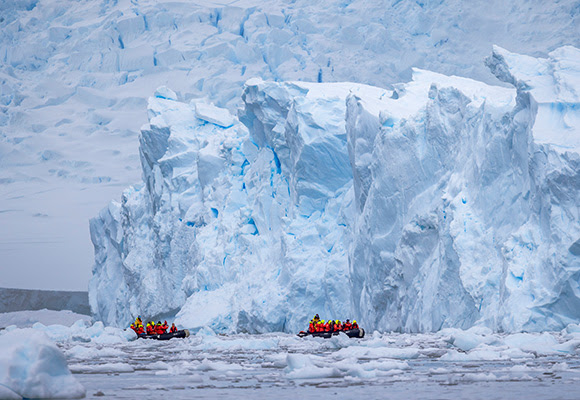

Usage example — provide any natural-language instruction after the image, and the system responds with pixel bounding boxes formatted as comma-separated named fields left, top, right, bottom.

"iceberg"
left=0, top=329, right=85, bottom=399
left=90, top=46, right=580, bottom=333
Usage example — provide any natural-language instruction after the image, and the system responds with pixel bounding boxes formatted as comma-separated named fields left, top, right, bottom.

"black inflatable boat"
left=297, top=328, right=365, bottom=339
left=138, top=329, right=190, bottom=340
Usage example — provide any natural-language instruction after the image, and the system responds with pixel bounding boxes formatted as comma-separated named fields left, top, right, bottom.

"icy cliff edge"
left=91, top=46, right=580, bottom=332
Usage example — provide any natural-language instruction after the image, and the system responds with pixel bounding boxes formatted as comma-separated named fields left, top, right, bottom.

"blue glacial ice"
left=90, top=46, right=580, bottom=334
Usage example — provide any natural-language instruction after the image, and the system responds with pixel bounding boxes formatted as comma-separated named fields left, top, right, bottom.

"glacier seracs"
left=91, top=46, right=580, bottom=333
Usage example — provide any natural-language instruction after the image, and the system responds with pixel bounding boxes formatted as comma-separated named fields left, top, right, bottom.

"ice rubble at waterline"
left=3, top=323, right=580, bottom=388
left=90, top=45, right=580, bottom=334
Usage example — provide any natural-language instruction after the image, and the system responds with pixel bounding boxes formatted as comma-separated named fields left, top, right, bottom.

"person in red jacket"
left=330, top=320, right=336, bottom=332
left=170, top=323, right=178, bottom=333
left=343, top=319, right=352, bottom=330
left=334, top=320, right=341, bottom=332
left=155, top=321, right=165, bottom=334
left=352, top=320, right=359, bottom=330
left=135, top=324, right=145, bottom=335
left=308, top=320, right=315, bottom=333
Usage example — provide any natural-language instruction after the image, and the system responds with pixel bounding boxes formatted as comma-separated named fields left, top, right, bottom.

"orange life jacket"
left=352, top=322, right=359, bottom=329
left=170, top=325, right=177, bottom=333
left=344, top=322, right=352, bottom=330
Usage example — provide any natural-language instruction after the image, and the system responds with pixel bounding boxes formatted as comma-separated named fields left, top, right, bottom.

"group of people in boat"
left=129, top=317, right=179, bottom=335
left=307, top=314, right=359, bottom=333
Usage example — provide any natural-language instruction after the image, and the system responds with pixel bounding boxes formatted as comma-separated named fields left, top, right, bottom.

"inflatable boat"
left=297, top=328, right=365, bottom=339
left=138, top=329, right=190, bottom=340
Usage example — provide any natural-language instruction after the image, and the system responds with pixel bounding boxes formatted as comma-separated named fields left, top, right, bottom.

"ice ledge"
left=487, top=45, right=580, bottom=152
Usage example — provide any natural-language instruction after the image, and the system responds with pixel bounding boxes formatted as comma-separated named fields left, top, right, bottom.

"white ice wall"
left=2, top=0, right=580, bottom=291
left=349, top=48, right=580, bottom=332
left=91, top=47, right=580, bottom=333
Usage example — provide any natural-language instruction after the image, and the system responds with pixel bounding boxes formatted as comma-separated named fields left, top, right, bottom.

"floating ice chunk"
left=69, top=363, right=135, bottom=374
left=462, top=372, right=498, bottom=382
left=441, top=327, right=497, bottom=351
left=197, top=358, right=243, bottom=372
left=0, top=329, right=85, bottom=399
left=155, top=86, right=178, bottom=101
left=66, top=345, right=125, bottom=359
left=334, top=346, right=420, bottom=360
left=285, top=354, right=340, bottom=379
left=503, top=332, right=560, bottom=355
left=440, top=348, right=510, bottom=362
left=195, top=103, right=235, bottom=127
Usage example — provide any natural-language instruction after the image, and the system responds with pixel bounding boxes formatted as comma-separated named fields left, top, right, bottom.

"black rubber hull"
left=297, top=328, right=365, bottom=339
left=139, top=329, right=190, bottom=340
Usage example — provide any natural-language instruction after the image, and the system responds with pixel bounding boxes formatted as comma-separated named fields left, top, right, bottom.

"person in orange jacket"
left=352, top=320, right=359, bottom=330
left=343, top=319, right=352, bottom=330
left=334, top=320, right=342, bottom=332
left=170, top=323, right=178, bottom=333
left=308, top=319, right=315, bottom=333
left=155, top=321, right=164, bottom=334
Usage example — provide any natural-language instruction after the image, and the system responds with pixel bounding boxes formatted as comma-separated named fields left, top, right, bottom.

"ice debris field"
left=2, top=322, right=580, bottom=399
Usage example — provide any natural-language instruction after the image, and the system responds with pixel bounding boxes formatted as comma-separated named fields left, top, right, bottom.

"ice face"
left=91, top=46, right=580, bottom=333
left=2, top=0, right=580, bottom=292
left=350, top=50, right=580, bottom=332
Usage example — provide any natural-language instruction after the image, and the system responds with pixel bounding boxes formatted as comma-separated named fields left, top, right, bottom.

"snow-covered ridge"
left=0, top=287, right=89, bottom=314
left=91, top=46, right=580, bottom=333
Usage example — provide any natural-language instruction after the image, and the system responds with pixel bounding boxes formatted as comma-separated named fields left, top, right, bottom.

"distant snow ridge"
left=91, top=46, right=580, bottom=333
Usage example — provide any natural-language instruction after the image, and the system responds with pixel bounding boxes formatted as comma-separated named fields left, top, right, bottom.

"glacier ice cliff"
left=90, top=46, right=580, bottom=333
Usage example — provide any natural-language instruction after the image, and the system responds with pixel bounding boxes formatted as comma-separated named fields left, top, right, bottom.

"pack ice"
left=90, top=46, right=580, bottom=334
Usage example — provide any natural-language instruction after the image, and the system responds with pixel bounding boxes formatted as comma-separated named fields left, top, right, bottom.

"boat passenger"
left=352, top=320, right=359, bottom=329
left=343, top=319, right=352, bottom=330
left=170, top=323, right=178, bottom=333
left=133, top=321, right=144, bottom=335
left=334, top=320, right=342, bottom=332
left=326, top=320, right=334, bottom=332
left=308, top=319, right=315, bottom=333
left=146, top=322, right=155, bottom=335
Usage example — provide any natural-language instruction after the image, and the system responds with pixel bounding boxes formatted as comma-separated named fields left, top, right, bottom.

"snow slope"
left=91, top=46, right=580, bottom=333
left=1, top=0, right=579, bottom=290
